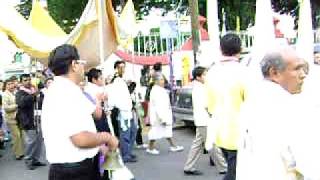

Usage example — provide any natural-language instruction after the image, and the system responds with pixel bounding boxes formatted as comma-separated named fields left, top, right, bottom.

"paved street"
left=0, top=125, right=223, bottom=180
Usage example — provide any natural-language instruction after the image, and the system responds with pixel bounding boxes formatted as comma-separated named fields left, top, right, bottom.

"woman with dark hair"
left=84, top=68, right=111, bottom=179
left=84, top=68, right=108, bottom=132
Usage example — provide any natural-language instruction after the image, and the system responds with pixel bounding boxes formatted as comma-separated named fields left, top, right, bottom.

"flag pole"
left=207, top=0, right=220, bottom=66
left=97, top=0, right=106, bottom=67
left=296, top=0, right=314, bottom=65
left=131, top=38, right=135, bottom=81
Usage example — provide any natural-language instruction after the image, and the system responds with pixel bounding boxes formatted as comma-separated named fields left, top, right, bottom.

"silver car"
left=172, top=85, right=194, bottom=126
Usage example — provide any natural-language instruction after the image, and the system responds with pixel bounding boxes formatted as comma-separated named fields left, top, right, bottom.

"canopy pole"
left=97, top=0, right=106, bottom=66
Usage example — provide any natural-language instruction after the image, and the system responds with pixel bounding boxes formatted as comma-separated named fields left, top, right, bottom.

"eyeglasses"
left=76, top=60, right=87, bottom=65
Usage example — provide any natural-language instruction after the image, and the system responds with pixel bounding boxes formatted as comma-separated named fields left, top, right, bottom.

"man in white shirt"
left=236, top=47, right=307, bottom=180
left=108, top=60, right=137, bottom=163
left=41, top=44, right=118, bottom=180
left=183, top=66, right=210, bottom=175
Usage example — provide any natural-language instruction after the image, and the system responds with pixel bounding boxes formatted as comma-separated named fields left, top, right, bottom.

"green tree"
left=47, top=0, right=88, bottom=33
left=17, top=0, right=88, bottom=33
left=16, top=0, right=320, bottom=33
left=271, top=0, right=319, bottom=29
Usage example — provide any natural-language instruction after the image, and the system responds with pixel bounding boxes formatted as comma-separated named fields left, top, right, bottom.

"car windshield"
left=176, top=89, right=193, bottom=108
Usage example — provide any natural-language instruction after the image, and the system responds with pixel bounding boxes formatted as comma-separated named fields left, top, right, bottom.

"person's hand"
left=105, top=110, right=112, bottom=116
left=103, top=133, right=118, bottom=151
left=32, top=90, right=40, bottom=96
left=96, top=92, right=107, bottom=102
left=93, top=106, right=103, bottom=119
left=99, top=145, right=110, bottom=156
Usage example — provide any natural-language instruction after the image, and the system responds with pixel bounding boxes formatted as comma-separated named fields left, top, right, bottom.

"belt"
left=51, top=157, right=94, bottom=168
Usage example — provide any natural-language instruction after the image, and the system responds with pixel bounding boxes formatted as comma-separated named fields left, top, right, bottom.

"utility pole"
left=188, top=0, right=200, bottom=65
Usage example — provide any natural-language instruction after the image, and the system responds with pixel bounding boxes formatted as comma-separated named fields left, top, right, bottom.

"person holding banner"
left=41, top=44, right=118, bottom=180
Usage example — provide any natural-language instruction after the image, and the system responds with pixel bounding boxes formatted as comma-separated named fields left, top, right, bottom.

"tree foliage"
left=271, top=0, right=319, bottom=29
left=47, top=0, right=88, bottom=33
left=16, top=0, right=320, bottom=33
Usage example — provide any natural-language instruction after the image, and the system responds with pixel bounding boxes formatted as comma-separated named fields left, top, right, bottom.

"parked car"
left=172, top=85, right=194, bottom=126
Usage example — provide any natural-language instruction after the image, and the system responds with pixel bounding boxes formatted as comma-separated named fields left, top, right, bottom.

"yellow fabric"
left=182, top=56, right=191, bottom=86
left=29, top=0, right=66, bottom=37
left=0, top=0, right=118, bottom=68
left=207, top=67, right=247, bottom=150
left=206, top=84, right=216, bottom=113
left=118, top=0, right=136, bottom=49
left=106, top=0, right=119, bottom=44
left=0, top=5, right=65, bottom=59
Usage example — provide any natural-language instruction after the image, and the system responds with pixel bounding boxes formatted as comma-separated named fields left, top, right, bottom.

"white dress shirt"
left=41, top=76, right=98, bottom=163
left=192, top=80, right=210, bottom=127
left=84, top=82, right=104, bottom=102
left=107, top=77, right=132, bottom=120
left=236, top=80, right=305, bottom=180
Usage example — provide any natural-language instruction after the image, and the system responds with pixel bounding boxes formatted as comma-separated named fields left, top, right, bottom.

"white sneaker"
left=169, top=146, right=184, bottom=152
left=146, top=148, right=160, bottom=155
left=136, top=144, right=148, bottom=149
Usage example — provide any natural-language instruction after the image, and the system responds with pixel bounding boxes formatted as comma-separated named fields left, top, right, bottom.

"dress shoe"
left=184, top=170, right=203, bottom=176
left=32, top=161, right=47, bottom=166
left=130, top=154, right=137, bottom=159
left=123, top=157, right=137, bottom=163
left=15, top=155, right=24, bottom=160
left=26, top=164, right=36, bottom=170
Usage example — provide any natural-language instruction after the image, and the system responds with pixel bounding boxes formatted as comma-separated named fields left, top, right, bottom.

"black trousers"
left=93, top=153, right=111, bottom=180
left=49, top=157, right=99, bottom=180
left=221, top=148, right=237, bottom=180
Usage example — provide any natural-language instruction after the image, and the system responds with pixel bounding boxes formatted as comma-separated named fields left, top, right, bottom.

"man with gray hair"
left=146, top=72, right=183, bottom=155
left=236, top=47, right=307, bottom=180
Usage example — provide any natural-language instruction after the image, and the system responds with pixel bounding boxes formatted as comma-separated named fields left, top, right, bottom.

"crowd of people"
left=0, top=73, right=50, bottom=170
left=0, top=33, right=320, bottom=180
left=0, top=44, right=185, bottom=180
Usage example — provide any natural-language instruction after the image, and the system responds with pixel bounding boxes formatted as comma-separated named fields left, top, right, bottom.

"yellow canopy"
left=0, top=0, right=119, bottom=69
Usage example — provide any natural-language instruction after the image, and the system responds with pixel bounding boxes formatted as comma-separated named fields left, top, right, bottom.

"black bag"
left=110, top=107, right=120, bottom=138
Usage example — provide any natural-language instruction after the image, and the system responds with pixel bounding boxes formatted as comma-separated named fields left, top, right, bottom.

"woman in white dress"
left=146, top=72, right=183, bottom=155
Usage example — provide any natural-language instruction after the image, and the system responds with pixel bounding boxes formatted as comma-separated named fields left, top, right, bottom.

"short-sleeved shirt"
left=41, top=76, right=98, bottom=163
